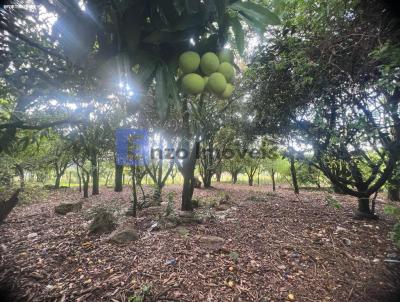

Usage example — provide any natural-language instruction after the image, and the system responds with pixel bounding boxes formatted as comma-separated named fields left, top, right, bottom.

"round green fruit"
left=218, top=62, right=235, bottom=82
left=218, top=49, right=234, bottom=63
left=200, top=52, right=220, bottom=75
left=221, top=83, right=234, bottom=98
left=182, top=73, right=205, bottom=94
left=208, top=72, right=227, bottom=95
left=179, top=51, right=200, bottom=74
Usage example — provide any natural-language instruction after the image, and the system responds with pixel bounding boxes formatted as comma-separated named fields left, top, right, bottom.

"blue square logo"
left=116, top=129, right=148, bottom=166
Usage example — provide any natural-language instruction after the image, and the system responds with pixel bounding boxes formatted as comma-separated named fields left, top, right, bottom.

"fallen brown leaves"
left=0, top=184, right=399, bottom=302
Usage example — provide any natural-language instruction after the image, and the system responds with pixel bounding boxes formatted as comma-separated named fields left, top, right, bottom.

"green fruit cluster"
left=178, top=49, right=235, bottom=98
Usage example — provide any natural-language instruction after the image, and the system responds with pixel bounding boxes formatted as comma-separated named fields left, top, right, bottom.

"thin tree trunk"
left=181, top=145, right=197, bottom=211
left=91, top=152, right=99, bottom=195
left=290, top=157, right=299, bottom=194
left=130, top=165, right=138, bottom=217
left=76, top=165, right=82, bottom=192
left=232, top=172, right=238, bottom=184
left=114, top=163, right=123, bottom=192
left=271, top=170, right=276, bottom=191
left=83, top=181, right=89, bottom=198
left=248, top=175, right=253, bottom=186
left=203, top=171, right=212, bottom=188
left=68, top=171, right=72, bottom=188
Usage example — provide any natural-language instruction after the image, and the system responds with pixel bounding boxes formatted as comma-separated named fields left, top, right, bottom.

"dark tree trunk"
left=290, top=157, right=299, bottom=194
left=182, top=175, right=194, bottom=211
left=358, top=197, right=371, bottom=213
left=83, top=181, right=89, bottom=198
left=127, top=165, right=138, bottom=217
left=271, top=170, right=276, bottom=191
left=0, top=189, right=21, bottom=223
left=248, top=175, right=253, bottom=186
left=203, top=171, right=212, bottom=188
left=114, top=163, right=123, bottom=192
left=180, top=97, right=197, bottom=212
left=232, top=172, right=238, bottom=184
left=55, top=174, right=61, bottom=189
left=181, top=145, right=197, bottom=211
left=91, top=152, right=99, bottom=195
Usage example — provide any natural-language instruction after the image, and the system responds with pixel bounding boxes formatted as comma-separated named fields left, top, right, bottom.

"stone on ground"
left=54, top=202, right=82, bottom=215
left=89, top=210, right=116, bottom=234
left=107, top=226, right=139, bottom=244
left=195, top=235, right=225, bottom=252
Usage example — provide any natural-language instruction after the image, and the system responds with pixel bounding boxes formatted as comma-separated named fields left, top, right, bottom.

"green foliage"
left=246, top=0, right=400, bottom=204
left=384, top=205, right=400, bottom=249
left=128, top=283, right=152, bottom=302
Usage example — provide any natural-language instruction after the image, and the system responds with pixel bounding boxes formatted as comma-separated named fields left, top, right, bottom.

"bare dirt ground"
left=0, top=183, right=399, bottom=302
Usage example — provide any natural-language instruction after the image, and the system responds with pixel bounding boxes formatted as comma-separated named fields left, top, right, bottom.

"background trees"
left=1, top=0, right=399, bottom=225
left=246, top=0, right=400, bottom=217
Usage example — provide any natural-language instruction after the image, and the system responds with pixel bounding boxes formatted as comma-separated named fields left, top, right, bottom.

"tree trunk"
left=0, top=189, right=21, bottom=223
left=180, top=97, right=197, bottom=212
left=91, top=152, right=99, bottom=195
left=83, top=181, right=89, bottom=198
left=182, top=175, right=194, bottom=211
left=271, top=170, right=276, bottom=191
left=248, top=175, right=253, bottom=186
left=55, top=174, right=61, bottom=189
left=76, top=165, right=82, bottom=192
left=127, top=165, right=138, bottom=217
left=290, top=157, right=299, bottom=194
left=181, top=145, right=197, bottom=211
left=114, top=163, right=123, bottom=192
left=203, top=171, right=212, bottom=188
left=232, top=172, right=238, bottom=184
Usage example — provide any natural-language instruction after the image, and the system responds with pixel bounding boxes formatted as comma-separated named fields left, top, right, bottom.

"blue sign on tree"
left=115, top=129, right=148, bottom=166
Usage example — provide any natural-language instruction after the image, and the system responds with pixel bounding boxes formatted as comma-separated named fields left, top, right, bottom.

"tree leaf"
left=229, top=17, right=245, bottom=55
left=229, top=1, right=281, bottom=27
